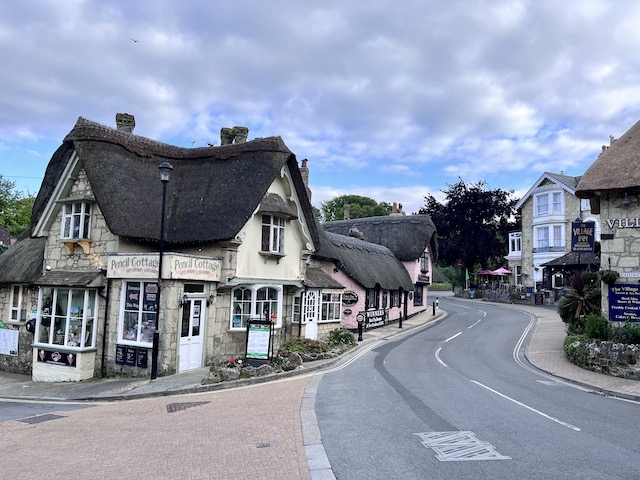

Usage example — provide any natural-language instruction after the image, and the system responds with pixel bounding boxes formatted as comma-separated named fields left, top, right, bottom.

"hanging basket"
left=600, top=270, right=620, bottom=285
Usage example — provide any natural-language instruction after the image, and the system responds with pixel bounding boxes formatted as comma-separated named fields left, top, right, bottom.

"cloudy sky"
left=2, top=0, right=640, bottom=213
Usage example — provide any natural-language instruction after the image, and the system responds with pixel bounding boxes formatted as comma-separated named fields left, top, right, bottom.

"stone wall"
left=586, top=340, right=640, bottom=380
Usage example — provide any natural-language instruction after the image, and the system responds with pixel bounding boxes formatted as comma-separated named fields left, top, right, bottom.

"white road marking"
left=445, top=332, right=462, bottom=343
left=470, top=380, right=581, bottom=431
left=435, top=347, right=448, bottom=367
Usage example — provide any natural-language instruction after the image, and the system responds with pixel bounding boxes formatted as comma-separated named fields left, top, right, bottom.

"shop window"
left=118, top=281, right=157, bottom=346
left=9, top=284, right=25, bottom=323
left=321, top=292, right=342, bottom=322
left=413, top=285, right=424, bottom=306
left=420, top=252, right=429, bottom=273
left=61, top=201, right=92, bottom=240
left=261, top=215, right=285, bottom=254
left=230, top=285, right=282, bottom=330
left=36, top=287, right=97, bottom=349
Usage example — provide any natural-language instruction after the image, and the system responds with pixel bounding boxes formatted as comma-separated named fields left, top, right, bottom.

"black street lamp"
left=151, top=161, right=173, bottom=380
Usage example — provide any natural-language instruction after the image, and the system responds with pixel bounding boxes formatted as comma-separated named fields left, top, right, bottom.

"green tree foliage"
left=319, top=194, right=392, bottom=221
left=0, top=175, right=35, bottom=237
left=418, top=178, right=517, bottom=273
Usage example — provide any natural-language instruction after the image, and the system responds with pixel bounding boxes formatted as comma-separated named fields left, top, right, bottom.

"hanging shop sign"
left=342, top=291, right=358, bottom=306
left=571, top=221, right=595, bottom=253
left=609, top=284, right=640, bottom=322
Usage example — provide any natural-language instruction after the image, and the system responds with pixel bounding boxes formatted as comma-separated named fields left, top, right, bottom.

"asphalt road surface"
left=315, top=297, right=640, bottom=480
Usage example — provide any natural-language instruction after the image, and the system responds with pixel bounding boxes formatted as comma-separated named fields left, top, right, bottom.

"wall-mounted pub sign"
left=571, top=221, right=595, bottom=253
left=342, top=291, right=358, bottom=306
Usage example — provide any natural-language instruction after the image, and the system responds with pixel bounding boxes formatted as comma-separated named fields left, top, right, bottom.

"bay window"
left=36, top=287, right=97, bottom=349
left=118, top=281, right=157, bottom=346
left=230, top=285, right=282, bottom=330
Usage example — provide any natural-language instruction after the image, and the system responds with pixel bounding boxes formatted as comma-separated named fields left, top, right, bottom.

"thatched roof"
left=30, top=117, right=320, bottom=248
left=0, top=237, right=45, bottom=284
left=576, top=120, right=640, bottom=197
left=321, top=214, right=438, bottom=261
left=257, top=193, right=298, bottom=219
left=303, top=267, right=344, bottom=289
left=326, top=232, right=414, bottom=290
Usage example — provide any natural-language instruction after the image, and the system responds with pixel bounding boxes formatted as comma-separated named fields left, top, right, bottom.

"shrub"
left=563, top=334, right=589, bottom=368
left=327, top=328, right=356, bottom=346
left=279, top=338, right=329, bottom=355
left=557, top=272, right=600, bottom=333
left=584, top=313, right=610, bottom=340
left=610, top=322, right=640, bottom=344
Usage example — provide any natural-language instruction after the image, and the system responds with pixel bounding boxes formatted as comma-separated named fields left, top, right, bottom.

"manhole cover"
left=19, top=414, right=66, bottom=424
left=415, top=431, right=511, bottom=462
left=166, top=401, right=210, bottom=413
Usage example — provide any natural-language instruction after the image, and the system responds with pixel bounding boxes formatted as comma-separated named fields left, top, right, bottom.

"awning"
left=36, top=270, right=106, bottom=288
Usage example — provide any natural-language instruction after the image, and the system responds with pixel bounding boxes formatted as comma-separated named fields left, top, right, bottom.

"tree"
left=419, top=178, right=518, bottom=273
left=0, top=175, right=35, bottom=237
left=319, top=194, right=392, bottom=221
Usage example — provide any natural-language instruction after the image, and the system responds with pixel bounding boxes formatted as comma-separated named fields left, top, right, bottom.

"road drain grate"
left=19, top=414, right=66, bottom=424
left=166, top=401, right=210, bottom=413
left=415, top=431, right=511, bottom=462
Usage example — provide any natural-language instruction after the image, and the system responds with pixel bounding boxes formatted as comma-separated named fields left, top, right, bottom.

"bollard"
left=357, top=321, right=363, bottom=342
left=432, top=301, right=436, bottom=316
left=436, top=297, right=439, bottom=310
left=399, top=311, right=403, bottom=329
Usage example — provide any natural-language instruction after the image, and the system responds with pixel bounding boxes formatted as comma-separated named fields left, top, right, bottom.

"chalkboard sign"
left=125, top=347, right=136, bottom=366
left=534, top=293, right=544, bottom=305
left=116, top=345, right=126, bottom=364
left=136, top=348, right=148, bottom=368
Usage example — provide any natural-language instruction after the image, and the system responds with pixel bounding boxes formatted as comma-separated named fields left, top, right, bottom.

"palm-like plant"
left=557, top=272, right=601, bottom=333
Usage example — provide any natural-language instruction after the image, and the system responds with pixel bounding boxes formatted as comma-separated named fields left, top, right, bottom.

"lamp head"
left=159, top=161, right=174, bottom=183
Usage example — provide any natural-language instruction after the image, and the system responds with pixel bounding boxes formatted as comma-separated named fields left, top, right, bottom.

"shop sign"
left=605, top=217, right=640, bottom=229
left=571, top=221, right=595, bottom=253
left=37, top=348, right=76, bottom=367
left=609, top=284, right=640, bottom=322
left=115, top=345, right=149, bottom=368
left=107, top=253, right=222, bottom=281
left=366, top=309, right=387, bottom=328
left=245, top=319, right=273, bottom=361
left=342, top=291, right=358, bottom=306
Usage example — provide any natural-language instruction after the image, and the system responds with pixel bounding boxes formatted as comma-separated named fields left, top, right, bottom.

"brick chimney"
left=300, top=159, right=311, bottom=201
left=115, top=113, right=135, bottom=133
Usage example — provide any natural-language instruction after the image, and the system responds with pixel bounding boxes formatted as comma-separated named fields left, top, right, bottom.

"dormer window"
left=61, top=201, right=92, bottom=240
left=261, top=214, right=285, bottom=254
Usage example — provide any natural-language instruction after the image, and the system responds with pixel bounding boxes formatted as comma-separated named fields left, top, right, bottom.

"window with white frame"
left=535, top=193, right=549, bottom=216
left=61, top=201, right=92, bottom=239
left=36, top=287, right=98, bottom=349
left=553, top=225, right=562, bottom=248
left=536, top=226, right=549, bottom=249
left=321, top=292, right=342, bottom=322
left=552, top=192, right=562, bottom=213
left=292, top=292, right=302, bottom=324
left=581, top=199, right=590, bottom=211
left=9, top=285, right=25, bottom=322
left=261, top=215, right=285, bottom=254
left=509, top=232, right=522, bottom=254
left=230, top=285, right=282, bottom=330
left=119, top=281, right=157, bottom=346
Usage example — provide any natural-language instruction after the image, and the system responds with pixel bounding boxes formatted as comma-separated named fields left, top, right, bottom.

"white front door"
left=303, top=289, right=319, bottom=340
left=179, top=298, right=204, bottom=372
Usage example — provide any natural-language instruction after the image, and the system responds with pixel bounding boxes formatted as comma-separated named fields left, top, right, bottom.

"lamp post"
left=151, top=161, right=173, bottom=380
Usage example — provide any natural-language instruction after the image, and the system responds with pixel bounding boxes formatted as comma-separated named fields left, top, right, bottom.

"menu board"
left=0, top=327, right=19, bottom=356
left=246, top=320, right=272, bottom=360
left=609, top=284, right=640, bottom=322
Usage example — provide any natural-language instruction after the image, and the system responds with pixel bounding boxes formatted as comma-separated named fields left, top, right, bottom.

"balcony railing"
left=532, top=246, right=565, bottom=253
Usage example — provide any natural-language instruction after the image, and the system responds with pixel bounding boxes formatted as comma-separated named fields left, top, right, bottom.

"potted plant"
left=600, top=269, right=620, bottom=285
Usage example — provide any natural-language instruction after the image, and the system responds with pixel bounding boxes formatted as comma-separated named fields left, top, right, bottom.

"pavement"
left=1, top=292, right=639, bottom=402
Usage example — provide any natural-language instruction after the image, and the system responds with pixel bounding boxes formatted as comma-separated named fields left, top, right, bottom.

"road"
left=315, top=297, right=640, bottom=480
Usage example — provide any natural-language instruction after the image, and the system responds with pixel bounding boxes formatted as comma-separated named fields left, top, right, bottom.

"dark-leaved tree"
left=418, top=178, right=518, bottom=273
